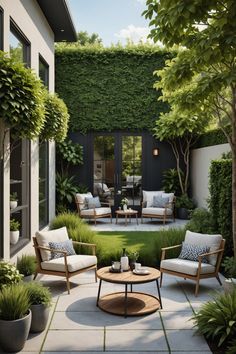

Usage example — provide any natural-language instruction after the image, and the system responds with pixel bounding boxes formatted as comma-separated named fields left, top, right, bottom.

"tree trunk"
left=231, top=87, right=236, bottom=258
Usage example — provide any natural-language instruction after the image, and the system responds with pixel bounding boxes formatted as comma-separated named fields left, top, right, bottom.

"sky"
left=67, top=0, right=151, bottom=46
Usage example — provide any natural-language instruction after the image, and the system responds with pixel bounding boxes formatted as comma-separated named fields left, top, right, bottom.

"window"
left=39, top=55, right=49, bottom=87
left=10, top=139, right=30, bottom=256
left=10, top=20, right=30, bottom=66
left=0, top=7, right=3, bottom=51
left=39, top=141, right=49, bottom=229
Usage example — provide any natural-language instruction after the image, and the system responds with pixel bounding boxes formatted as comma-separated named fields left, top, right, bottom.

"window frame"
left=39, top=54, right=49, bottom=88
left=0, top=7, right=3, bottom=51
left=38, top=140, right=49, bottom=230
left=10, top=19, right=30, bottom=67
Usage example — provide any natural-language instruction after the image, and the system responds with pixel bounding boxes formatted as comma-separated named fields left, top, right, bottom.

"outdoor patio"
left=11, top=262, right=223, bottom=353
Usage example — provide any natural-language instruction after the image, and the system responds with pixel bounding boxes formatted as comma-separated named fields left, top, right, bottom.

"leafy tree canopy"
left=56, top=30, right=103, bottom=49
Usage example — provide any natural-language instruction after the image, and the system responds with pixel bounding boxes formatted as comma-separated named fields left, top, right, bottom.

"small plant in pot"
left=0, top=261, right=23, bottom=290
left=26, top=281, right=52, bottom=333
left=0, top=284, right=31, bottom=352
left=128, top=250, right=139, bottom=270
left=10, top=192, right=18, bottom=209
left=175, top=194, right=195, bottom=220
left=222, top=256, right=236, bottom=293
left=17, top=254, right=37, bottom=282
left=10, top=218, right=20, bottom=245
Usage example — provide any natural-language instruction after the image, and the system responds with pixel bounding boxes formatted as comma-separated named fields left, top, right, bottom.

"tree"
left=56, top=31, right=102, bottom=48
left=143, top=0, right=236, bottom=256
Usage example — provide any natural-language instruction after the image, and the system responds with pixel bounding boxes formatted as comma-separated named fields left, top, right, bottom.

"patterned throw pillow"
left=152, top=195, right=169, bottom=208
left=178, top=242, right=210, bottom=263
left=49, top=239, right=76, bottom=259
left=85, top=196, right=101, bottom=209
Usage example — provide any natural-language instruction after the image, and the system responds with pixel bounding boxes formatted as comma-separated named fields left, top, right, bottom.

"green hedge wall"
left=55, top=45, right=171, bottom=133
left=209, top=159, right=233, bottom=254
left=194, top=128, right=228, bottom=148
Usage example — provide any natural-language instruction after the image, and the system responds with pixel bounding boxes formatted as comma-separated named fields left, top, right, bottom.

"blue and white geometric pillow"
left=178, top=242, right=210, bottom=263
left=49, top=239, right=76, bottom=259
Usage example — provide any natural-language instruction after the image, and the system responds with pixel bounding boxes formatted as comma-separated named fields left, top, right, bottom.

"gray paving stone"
left=161, top=311, right=194, bottom=329
left=166, top=329, right=211, bottom=351
left=42, top=330, right=104, bottom=352
left=106, top=329, right=168, bottom=351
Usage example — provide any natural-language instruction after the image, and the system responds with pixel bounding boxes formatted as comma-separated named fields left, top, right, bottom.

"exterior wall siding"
left=190, top=143, right=231, bottom=208
left=0, top=0, right=56, bottom=260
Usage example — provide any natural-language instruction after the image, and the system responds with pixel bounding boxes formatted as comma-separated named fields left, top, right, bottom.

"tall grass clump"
left=0, top=284, right=30, bottom=320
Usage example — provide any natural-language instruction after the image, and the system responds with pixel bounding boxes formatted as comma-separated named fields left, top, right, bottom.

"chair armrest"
left=141, top=201, right=147, bottom=208
left=34, top=244, right=67, bottom=255
left=101, top=202, right=111, bottom=207
left=198, top=248, right=225, bottom=259
left=72, top=241, right=96, bottom=255
left=161, top=244, right=182, bottom=261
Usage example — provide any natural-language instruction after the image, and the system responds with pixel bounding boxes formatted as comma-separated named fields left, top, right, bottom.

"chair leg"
left=195, top=279, right=200, bottom=297
left=216, top=274, right=222, bottom=286
left=160, top=272, right=163, bottom=287
left=66, top=275, right=70, bottom=294
left=110, top=214, right=112, bottom=223
left=95, top=268, right=97, bottom=282
left=33, top=272, right=38, bottom=280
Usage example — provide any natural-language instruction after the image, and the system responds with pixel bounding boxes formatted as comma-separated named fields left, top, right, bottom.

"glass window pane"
left=9, top=31, right=23, bottom=63
left=39, top=55, right=49, bottom=87
left=39, top=141, right=49, bottom=229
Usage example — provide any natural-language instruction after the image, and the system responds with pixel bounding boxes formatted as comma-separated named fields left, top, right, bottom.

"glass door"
left=93, top=134, right=142, bottom=211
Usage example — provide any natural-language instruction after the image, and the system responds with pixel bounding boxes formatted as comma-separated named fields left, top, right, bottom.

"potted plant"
left=17, top=254, right=37, bottom=282
left=175, top=194, right=195, bottom=219
left=121, top=197, right=129, bottom=211
left=10, top=218, right=20, bottom=244
left=0, top=261, right=23, bottom=290
left=10, top=192, right=18, bottom=209
left=0, top=284, right=31, bottom=352
left=128, top=250, right=139, bottom=270
left=26, top=281, right=52, bottom=333
left=222, top=256, right=236, bottom=293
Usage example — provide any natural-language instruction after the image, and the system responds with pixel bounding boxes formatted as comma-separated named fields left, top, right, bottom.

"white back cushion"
left=185, top=230, right=222, bottom=266
left=36, top=226, right=69, bottom=261
left=142, top=190, right=164, bottom=207
left=162, top=192, right=175, bottom=203
left=75, top=192, right=93, bottom=210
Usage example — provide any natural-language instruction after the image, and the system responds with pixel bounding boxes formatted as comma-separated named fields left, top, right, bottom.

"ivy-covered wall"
left=55, top=45, right=171, bottom=133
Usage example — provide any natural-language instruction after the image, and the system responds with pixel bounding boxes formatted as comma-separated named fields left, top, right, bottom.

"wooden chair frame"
left=160, top=239, right=225, bottom=296
left=75, top=199, right=112, bottom=225
left=141, top=199, right=175, bottom=225
left=33, top=237, right=97, bottom=294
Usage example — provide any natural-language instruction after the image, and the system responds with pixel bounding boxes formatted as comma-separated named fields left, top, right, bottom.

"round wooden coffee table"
left=96, top=266, right=162, bottom=317
left=115, top=209, right=138, bottom=225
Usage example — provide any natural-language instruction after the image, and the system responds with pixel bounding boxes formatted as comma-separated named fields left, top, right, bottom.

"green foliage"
left=0, top=261, right=23, bottom=290
left=10, top=218, right=20, bottom=231
left=227, top=338, right=236, bottom=354
left=162, top=168, right=183, bottom=196
left=10, top=192, right=18, bottom=201
left=56, top=31, right=103, bottom=48
left=195, top=128, right=228, bottom=149
left=193, top=289, right=236, bottom=348
left=222, top=257, right=236, bottom=279
left=175, top=194, right=195, bottom=210
left=186, top=208, right=214, bottom=234
left=57, top=139, right=83, bottom=174
left=40, top=91, right=69, bottom=142
left=25, top=282, right=52, bottom=307
left=209, top=159, right=232, bottom=255
left=0, top=51, right=45, bottom=140
left=56, top=173, right=77, bottom=207
left=55, top=45, right=171, bottom=133
left=0, top=284, right=30, bottom=321
left=17, top=255, right=36, bottom=277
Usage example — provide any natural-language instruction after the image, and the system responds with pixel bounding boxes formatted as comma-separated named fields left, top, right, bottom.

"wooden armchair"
left=75, top=192, right=112, bottom=225
left=160, top=230, right=225, bottom=296
left=33, top=227, right=97, bottom=294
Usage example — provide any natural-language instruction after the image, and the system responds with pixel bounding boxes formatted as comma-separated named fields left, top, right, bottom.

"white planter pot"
left=10, top=200, right=18, bottom=209
left=223, top=278, right=236, bottom=294
left=10, top=230, right=19, bottom=245
left=123, top=204, right=127, bottom=211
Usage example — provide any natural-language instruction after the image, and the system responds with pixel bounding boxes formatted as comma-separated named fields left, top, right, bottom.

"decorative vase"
left=30, top=304, right=50, bottom=333
left=0, top=310, right=31, bottom=352
left=123, top=204, right=127, bottom=211
left=10, top=200, right=18, bottom=209
left=10, top=230, right=19, bottom=245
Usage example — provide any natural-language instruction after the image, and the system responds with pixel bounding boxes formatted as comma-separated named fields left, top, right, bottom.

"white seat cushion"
left=161, top=258, right=215, bottom=276
left=80, top=207, right=111, bottom=216
left=185, top=230, right=222, bottom=266
left=41, top=254, right=97, bottom=273
left=142, top=207, right=173, bottom=216
left=36, top=227, right=69, bottom=261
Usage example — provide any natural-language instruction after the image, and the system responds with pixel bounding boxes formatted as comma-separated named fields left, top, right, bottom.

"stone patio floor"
left=5, top=219, right=223, bottom=354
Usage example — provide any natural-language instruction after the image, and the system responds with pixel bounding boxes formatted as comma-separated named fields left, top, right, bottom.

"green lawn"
left=95, top=229, right=185, bottom=267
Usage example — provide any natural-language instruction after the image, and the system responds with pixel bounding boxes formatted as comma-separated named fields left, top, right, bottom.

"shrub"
left=25, top=282, right=51, bottom=307
left=175, top=194, right=195, bottom=209
left=162, top=168, right=184, bottom=196
left=0, top=261, right=23, bottom=290
left=185, top=208, right=214, bottom=234
left=17, top=255, right=36, bottom=277
left=193, top=289, right=236, bottom=348
left=222, top=257, right=236, bottom=279
left=10, top=218, right=20, bottom=231
left=0, top=284, right=30, bottom=320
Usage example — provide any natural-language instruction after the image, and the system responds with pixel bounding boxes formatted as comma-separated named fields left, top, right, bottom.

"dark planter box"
left=177, top=207, right=190, bottom=220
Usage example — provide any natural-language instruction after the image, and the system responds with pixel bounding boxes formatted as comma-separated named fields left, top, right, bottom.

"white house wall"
left=0, top=0, right=56, bottom=260
left=191, top=143, right=230, bottom=209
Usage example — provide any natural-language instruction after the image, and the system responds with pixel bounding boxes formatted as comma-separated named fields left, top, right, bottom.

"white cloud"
left=115, top=24, right=151, bottom=44
left=136, top=0, right=146, bottom=4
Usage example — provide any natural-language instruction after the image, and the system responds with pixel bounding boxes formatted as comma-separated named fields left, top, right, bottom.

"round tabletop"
left=115, top=209, right=138, bottom=216
left=96, top=266, right=160, bottom=285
